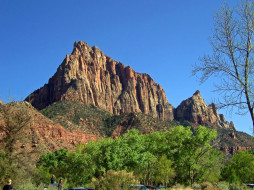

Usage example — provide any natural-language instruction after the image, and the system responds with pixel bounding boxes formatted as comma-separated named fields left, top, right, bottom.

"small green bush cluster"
left=192, top=182, right=201, bottom=189
left=217, top=181, right=229, bottom=190
left=15, top=181, right=45, bottom=190
left=91, top=170, right=139, bottom=190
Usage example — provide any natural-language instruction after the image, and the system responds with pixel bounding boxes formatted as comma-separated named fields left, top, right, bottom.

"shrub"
left=228, top=183, right=250, bottom=190
left=192, top=182, right=201, bottom=189
left=201, top=182, right=214, bottom=190
left=217, top=182, right=229, bottom=190
left=16, top=181, right=45, bottom=190
left=229, top=183, right=241, bottom=190
left=172, top=183, right=185, bottom=189
left=91, top=170, right=139, bottom=190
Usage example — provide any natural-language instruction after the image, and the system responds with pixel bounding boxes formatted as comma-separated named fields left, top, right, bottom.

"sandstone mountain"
left=25, top=41, right=235, bottom=130
left=175, top=90, right=235, bottom=130
left=26, top=41, right=174, bottom=121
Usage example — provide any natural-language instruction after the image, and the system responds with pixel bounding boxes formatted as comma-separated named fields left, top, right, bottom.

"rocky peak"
left=0, top=100, right=4, bottom=105
left=25, top=41, right=236, bottom=130
left=175, top=90, right=235, bottom=129
left=193, top=90, right=201, bottom=96
left=26, top=41, right=174, bottom=121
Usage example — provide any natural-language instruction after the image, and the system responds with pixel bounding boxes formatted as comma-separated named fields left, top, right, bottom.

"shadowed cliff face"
left=26, top=41, right=174, bottom=120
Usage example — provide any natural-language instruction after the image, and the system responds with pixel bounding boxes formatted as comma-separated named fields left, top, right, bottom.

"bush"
left=16, top=181, right=45, bottom=190
left=192, top=182, right=201, bottom=189
left=91, top=170, right=139, bottom=190
left=172, top=184, right=186, bottom=189
left=229, top=183, right=241, bottom=190
left=217, top=182, right=229, bottom=190
left=228, top=183, right=251, bottom=190
left=201, top=182, right=214, bottom=190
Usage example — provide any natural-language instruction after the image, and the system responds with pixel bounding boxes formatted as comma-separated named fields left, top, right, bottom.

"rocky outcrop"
left=220, top=146, right=253, bottom=154
left=0, top=100, right=4, bottom=105
left=26, top=41, right=174, bottom=121
left=175, top=90, right=235, bottom=129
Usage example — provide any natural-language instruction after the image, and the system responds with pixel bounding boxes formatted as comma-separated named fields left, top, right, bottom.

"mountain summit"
left=175, top=90, right=235, bottom=129
left=26, top=41, right=174, bottom=120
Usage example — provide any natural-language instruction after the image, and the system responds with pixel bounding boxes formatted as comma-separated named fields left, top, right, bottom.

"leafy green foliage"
left=36, top=149, right=70, bottom=184
left=154, top=154, right=174, bottom=187
left=0, top=152, right=18, bottom=185
left=36, top=126, right=222, bottom=187
left=222, top=151, right=254, bottom=183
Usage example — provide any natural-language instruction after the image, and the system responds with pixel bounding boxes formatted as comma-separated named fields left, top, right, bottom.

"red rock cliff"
left=0, top=102, right=98, bottom=157
left=26, top=41, right=174, bottom=120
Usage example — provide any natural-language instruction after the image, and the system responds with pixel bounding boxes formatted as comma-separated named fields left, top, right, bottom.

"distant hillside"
left=40, top=100, right=254, bottom=153
left=0, top=101, right=98, bottom=160
left=40, top=100, right=179, bottom=137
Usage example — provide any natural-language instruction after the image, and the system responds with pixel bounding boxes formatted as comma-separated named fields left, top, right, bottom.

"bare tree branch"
left=193, top=0, right=254, bottom=135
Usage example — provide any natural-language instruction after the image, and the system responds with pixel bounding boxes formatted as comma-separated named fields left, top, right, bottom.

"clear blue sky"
left=1, top=0, right=252, bottom=134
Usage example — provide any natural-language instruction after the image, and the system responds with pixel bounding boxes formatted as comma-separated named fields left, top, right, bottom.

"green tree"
left=222, top=151, right=254, bottom=183
left=83, top=138, right=114, bottom=177
left=154, top=154, right=174, bottom=188
left=80, top=130, right=157, bottom=185
left=36, top=149, right=70, bottom=184
left=144, top=126, right=221, bottom=185
left=65, top=151, right=96, bottom=187
left=0, top=102, right=34, bottom=185
left=0, top=102, right=31, bottom=159
left=171, top=126, right=222, bottom=185
left=36, top=127, right=222, bottom=186
left=193, top=0, right=254, bottom=134
left=36, top=148, right=97, bottom=188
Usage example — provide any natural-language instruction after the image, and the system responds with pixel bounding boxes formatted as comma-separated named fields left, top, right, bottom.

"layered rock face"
left=175, top=90, right=235, bottom=129
left=26, top=41, right=174, bottom=120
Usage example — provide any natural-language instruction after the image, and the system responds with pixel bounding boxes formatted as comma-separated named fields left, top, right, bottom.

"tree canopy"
left=36, top=126, right=221, bottom=187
